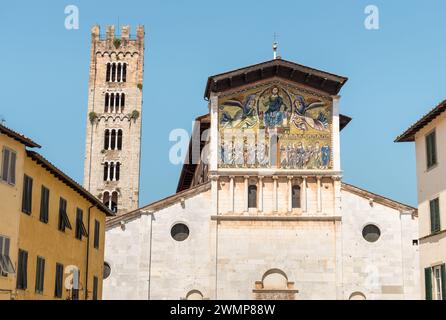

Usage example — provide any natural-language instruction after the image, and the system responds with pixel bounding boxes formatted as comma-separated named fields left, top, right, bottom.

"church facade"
left=101, top=56, right=421, bottom=300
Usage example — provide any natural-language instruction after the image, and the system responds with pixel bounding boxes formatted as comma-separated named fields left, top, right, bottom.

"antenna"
left=273, top=32, right=278, bottom=59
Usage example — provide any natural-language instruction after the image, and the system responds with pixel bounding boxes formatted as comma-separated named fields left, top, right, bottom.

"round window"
left=103, top=262, right=111, bottom=279
left=171, top=223, right=190, bottom=241
left=362, top=224, right=381, bottom=243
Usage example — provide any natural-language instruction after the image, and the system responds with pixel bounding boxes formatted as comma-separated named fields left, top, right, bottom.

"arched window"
left=117, top=63, right=122, bottom=82
left=103, top=162, right=109, bottom=181
left=122, top=63, right=127, bottom=82
left=115, top=93, right=120, bottom=110
left=349, top=292, right=366, bottom=300
left=117, top=130, right=123, bottom=150
left=110, top=130, right=116, bottom=150
left=105, top=93, right=109, bottom=113
left=111, top=191, right=118, bottom=213
left=110, top=93, right=115, bottom=113
left=103, top=191, right=110, bottom=208
left=292, top=185, right=301, bottom=209
left=109, top=162, right=115, bottom=181
left=111, top=63, right=116, bottom=82
left=186, top=290, right=203, bottom=300
left=106, top=63, right=111, bottom=82
left=115, top=162, right=120, bottom=181
left=120, top=93, right=125, bottom=112
left=248, top=185, right=257, bottom=208
left=104, top=130, right=110, bottom=150
left=262, top=269, right=288, bottom=290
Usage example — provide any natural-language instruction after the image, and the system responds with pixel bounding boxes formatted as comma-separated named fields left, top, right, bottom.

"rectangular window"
left=16, top=249, right=28, bottom=290
left=54, top=263, right=63, bottom=298
left=93, top=276, right=98, bottom=300
left=0, top=236, right=15, bottom=276
left=426, top=130, right=438, bottom=169
left=1, top=147, right=16, bottom=185
left=22, top=175, right=33, bottom=214
left=75, top=208, right=88, bottom=240
left=72, top=268, right=80, bottom=300
left=94, top=220, right=100, bottom=249
left=430, top=198, right=441, bottom=234
left=35, top=256, right=45, bottom=294
left=39, top=186, right=50, bottom=223
left=58, top=197, right=72, bottom=232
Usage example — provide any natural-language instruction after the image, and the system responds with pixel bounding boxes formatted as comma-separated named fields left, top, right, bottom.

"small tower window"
left=105, top=93, right=109, bottom=113
left=115, top=162, right=120, bottom=181
left=109, top=162, right=115, bottom=181
left=248, top=185, right=257, bottom=208
left=111, top=63, right=116, bottom=82
left=103, top=162, right=109, bottom=181
left=111, top=191, right=118, bottom=213
left=104, top=129, right=110, bottom=150
left=115, top=93, right=120, bottom=110
left=106, top=63, right=111, bottom=82
left=121, top=93, right=125, bottom=112
left=110, top=93, right=115, bottom=112
left=110, top=130, right=116, bottom=150
left=122, top=63, right=127, bottom=82
left=292, top=185, right=301, bottom=209
left=103, top=191, right=110, bottom=208
left=117, top=63, right=122, bottom=82
left=117, top=130, right=123, bottom=150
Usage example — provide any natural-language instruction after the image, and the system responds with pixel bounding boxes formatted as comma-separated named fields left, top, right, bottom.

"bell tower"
left=83, top=25, right=144, bottom=215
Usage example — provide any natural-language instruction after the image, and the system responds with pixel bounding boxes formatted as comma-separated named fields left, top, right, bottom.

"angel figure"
left=220, top=94, right=259, bottom=129
left=291, top=96, right=329, bottom=132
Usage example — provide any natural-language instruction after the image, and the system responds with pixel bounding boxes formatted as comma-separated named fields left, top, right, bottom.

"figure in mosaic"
left=263, top=87, right=286, bottom=128
left=291, top=96, right=329, bottom=132
left=220, top=94, right=258, bottom=129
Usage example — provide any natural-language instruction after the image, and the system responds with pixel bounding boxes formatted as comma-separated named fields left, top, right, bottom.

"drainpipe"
left=85, top=205, right=94, bottom=300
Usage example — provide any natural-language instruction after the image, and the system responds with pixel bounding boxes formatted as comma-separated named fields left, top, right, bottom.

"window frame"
left=425, top=129, right=438, bottom=170
left=0, top=235, right=15, bottom=277
left=21, top=174, right=33, bottom=215
left=39, top=185, right=50, bottom=223
left=94, top=220, right=100, bottom=249
left=16, top=249, right=28, bottom=290
left=35, top=256, right=45, bottom=294
left=1, top=147, right=17, bottom=185
left=54, top=263, right=64, bottom=298
left=248, top=185, right=257, bottom=208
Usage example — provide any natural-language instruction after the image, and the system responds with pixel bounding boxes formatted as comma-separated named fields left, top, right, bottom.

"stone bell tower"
left=83, top=25, right=144, bottom=215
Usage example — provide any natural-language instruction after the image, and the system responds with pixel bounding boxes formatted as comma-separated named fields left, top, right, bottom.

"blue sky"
left=1, top=0, right=445, bottom=207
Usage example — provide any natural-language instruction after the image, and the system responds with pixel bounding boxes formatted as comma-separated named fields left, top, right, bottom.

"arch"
left=248, top=185, right=257, bottom=208
left=261, top=269, right=288, bottom=290
left=349, top=292, right=366, bottom=300
left=292, top=185, right=301, bottom=208
left=186, top=290, right=203, bottom=300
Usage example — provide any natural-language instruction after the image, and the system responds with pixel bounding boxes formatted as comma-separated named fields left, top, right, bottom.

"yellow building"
left=0, top=124, right=114, bottom=300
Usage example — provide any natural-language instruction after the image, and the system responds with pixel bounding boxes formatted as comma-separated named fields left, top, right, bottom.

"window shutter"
left=430, top=200, right=436, bottom=233
left=425, top=267, right=433, bottom=300
left=9, top=152, right=16, bottom=184
left=1, top=148, right=10, bottom=182
left=435, top=199, right=441, bottom=232
left=441, top=264, right=446, bottom=300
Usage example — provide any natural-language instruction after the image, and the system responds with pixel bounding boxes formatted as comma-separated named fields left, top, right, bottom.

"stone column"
left=258, top=176, right=264, bottom=212
left=244, top=176, right=249, bottom=212
left=333, top=176, right=342, bottom=216
left=211, top=175, right=219, bottom=215
left=301, top=176, right=307, bottom=213
left=229, top=176, right=235, bottom=213
left=287, top=176, right=293, bottom=213
left=317, top=176, right=322, bottom=213
left=273, top=176, right=278, bottom=212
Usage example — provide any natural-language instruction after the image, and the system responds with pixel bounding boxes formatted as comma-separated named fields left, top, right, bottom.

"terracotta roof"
left=0, top=124, right=41, bottom=148
left=26, top=151, right=114, bottom=217
left=341, top=182, right=417, bottom=215
left=395, top=99, right=446, bottom=142
left=204, top=58, right=348, bottom=99
left=106, top=182, right=211, bottom=229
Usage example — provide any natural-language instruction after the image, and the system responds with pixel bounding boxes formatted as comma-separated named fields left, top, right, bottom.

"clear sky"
left=1, top=0, right=445, bottom=207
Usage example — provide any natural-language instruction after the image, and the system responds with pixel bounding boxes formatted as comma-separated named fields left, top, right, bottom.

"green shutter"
left=441, top=264, right=446, bottom=300
left=430, top=200, right=436, bottom=233
left=435, top=199, right=441, bottom=232
left=425, top=267, right=433, bottom=300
